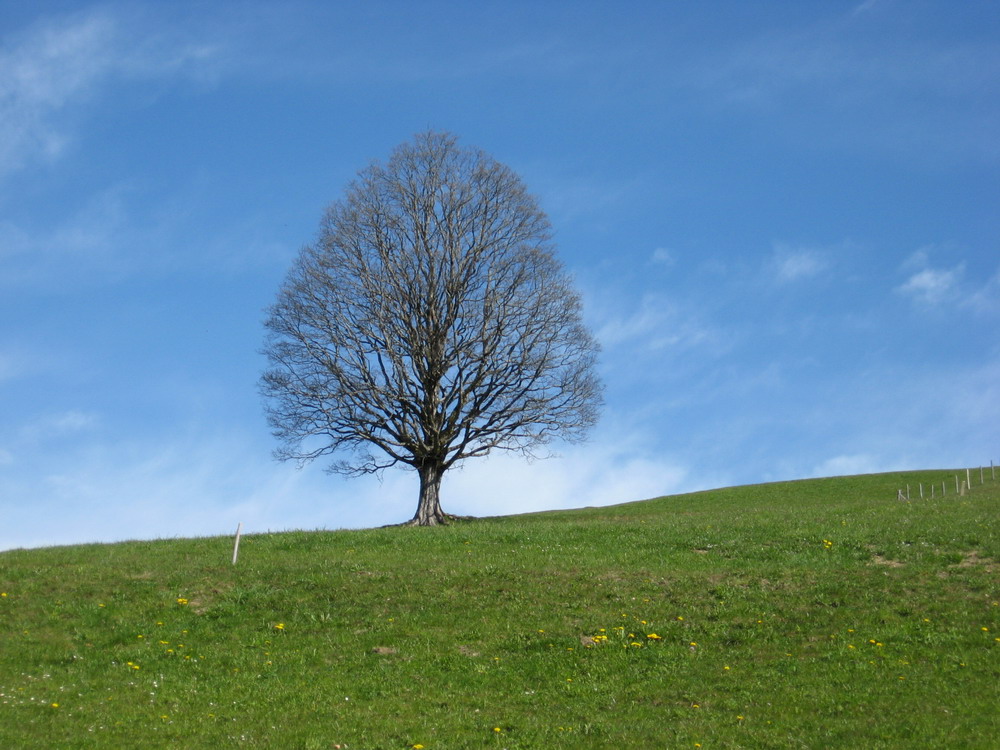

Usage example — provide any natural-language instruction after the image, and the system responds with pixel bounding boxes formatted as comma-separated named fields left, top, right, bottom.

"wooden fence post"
left=232, top=522, right=243, bottom=565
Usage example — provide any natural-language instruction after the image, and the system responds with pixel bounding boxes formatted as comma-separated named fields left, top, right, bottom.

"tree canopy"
left=261, top=131, right=602, bottom=524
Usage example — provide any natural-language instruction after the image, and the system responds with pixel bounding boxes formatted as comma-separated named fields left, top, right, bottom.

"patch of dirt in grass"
left=954, top=551, right=997, bottom=571
left=871, top=554, right=905, bottom=568
left=188, top=583, right=234, bottom=614
left=457, top=645, right=480, bottom=657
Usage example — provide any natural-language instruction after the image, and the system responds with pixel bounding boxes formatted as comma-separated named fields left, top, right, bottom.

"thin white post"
left=967, top=468, right=972, bottom=491
left=980, top=466, right=984, bottom=485
left=955, top=475, right=960, bottom=493
left=232, top=522, right=243, bottom=565
left=919, top=483, right=924, bottom=499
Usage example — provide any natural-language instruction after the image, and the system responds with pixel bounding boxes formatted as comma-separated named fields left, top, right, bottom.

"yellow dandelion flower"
left=493, top=727, right=502, bottom=733
left=413, top=745, right=425, bottom=749
left=647, top=633, right=662, bottom=640
left=176, top=598, right=188, bottom=605
left=51, top=703, right=59, bottom=708
left=274, top=623, right=285, bottom=630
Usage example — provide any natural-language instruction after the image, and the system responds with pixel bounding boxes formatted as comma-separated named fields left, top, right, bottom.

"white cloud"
left=19, top=410, right=100, bottom=443
left=966, top=268, right=1000, bottom=314
left=596, top=294, right=716, bottom=353
left=0, top=428, right=410, bottom=551
left=0, top=11, right=117, bottom=176
left=0, top=352, right=26, bottom=384
left=0, top=419, right=699, bottom=551
left=852, top=0, right=881, bottom=15
left=811, top=453, right=888, bottom=478
left=650, top=247, right=676, bottom=266
left=898, top=267, right=962, bottom=304
left=896, top=250, right=966, bottom=305
left=0, top=8, right=225, bottom=181
left=770, top=245, right=830, bottom=283
left=443, top=434, right=692, bottom=518
left=897, top=249, right=1000, bottom=312
left=0, top=186, right=133, bottom=286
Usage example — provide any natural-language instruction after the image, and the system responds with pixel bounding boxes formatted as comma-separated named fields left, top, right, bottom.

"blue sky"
left=1, top=1, right=998, bottom=550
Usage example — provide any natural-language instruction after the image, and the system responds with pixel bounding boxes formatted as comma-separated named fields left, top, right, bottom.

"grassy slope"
left=1, top=470, right=998, bottom=749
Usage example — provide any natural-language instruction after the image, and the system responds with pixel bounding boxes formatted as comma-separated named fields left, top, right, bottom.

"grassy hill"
left=1, top=469, right=998, bottom=749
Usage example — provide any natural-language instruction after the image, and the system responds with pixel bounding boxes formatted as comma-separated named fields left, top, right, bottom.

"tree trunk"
left=410, top=462, right=448, bottom=526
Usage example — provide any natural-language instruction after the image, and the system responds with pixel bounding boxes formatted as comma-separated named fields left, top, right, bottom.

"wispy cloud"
left=896, top=249, right=965, bottom=306
left=0, top=186, right=131, bottom=286
left=966, top=268, right=1000, bottom=314
left=0, top=8, right=224, bottom=181
left=770, top=244, right=831, bottom=283
left=444, top=430, right=693, bottom=517
left=811, top=453, right=889, bottom=478
left=0, top=10, right=116, bottom=175
left=596, top=294, right=717, bottom=353
left=668, top=7, right=1000, bottom=163
left=650, top=247, right=676, bottom=267
left=18, top=410, right=100, bottom=444
left=898, top=267, right=963, bottom=305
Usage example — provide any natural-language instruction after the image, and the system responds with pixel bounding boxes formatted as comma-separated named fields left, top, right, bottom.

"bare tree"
left=261, top=132, right=602, bottom=525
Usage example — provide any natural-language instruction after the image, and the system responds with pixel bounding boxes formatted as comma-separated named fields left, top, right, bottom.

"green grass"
left=2, top=469, right=998, bottom=749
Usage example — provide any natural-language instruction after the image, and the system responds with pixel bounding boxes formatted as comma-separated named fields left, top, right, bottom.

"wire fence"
left=897, top=461, right=999, bottom=501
